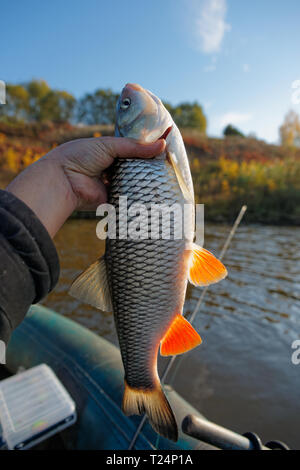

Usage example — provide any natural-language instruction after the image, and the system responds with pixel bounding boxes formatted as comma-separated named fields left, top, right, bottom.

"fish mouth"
left=116, top=124, right=172, bottom=141
left=159, top=126, right=172, bottom=141
left=125, top=83, right=143, bottom=92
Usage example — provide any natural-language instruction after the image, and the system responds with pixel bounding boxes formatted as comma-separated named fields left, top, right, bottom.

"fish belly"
left=105, top=156, right=191, bottom=389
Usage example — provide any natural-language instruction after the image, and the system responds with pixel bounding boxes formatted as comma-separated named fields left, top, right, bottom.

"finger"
left=59, top=136, right=167, bottom=178
left=101, top=136, right=166, bottom=159
left=70, top=173, right=107, bottom=209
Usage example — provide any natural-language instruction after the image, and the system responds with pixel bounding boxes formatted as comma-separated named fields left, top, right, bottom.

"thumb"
left=101, top=136, right=166, bottom=159
left=58, top=136, right=166, bottom=178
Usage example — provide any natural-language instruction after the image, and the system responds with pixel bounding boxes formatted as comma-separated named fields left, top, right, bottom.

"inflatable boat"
left=3, top=305, right=214, bottom=450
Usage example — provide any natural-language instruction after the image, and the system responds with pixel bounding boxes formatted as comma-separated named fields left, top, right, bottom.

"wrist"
left=6, top=152, right=78, bottom=237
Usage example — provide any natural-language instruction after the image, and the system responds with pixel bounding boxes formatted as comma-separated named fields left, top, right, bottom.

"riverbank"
left=0, top=122, right=299, bottom=224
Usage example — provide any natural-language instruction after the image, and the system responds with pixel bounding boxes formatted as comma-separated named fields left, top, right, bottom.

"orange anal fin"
left=188, top=243, right=228, bottom=287
left=160, top=314, right=202, bottom=357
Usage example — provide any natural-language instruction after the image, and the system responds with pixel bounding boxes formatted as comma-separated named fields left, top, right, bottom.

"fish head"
left=116, top=83, right=172, bottom=143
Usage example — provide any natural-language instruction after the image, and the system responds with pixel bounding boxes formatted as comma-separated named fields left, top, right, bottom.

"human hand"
left=6, top=136, right=166, bottom=237
left=56, top=136, right=165, bottom=209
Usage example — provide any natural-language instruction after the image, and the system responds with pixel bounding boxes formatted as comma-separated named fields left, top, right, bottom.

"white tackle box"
left=0, top=364, right=76, bottom=449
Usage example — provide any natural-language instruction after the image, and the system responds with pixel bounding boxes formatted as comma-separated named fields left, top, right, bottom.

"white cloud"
left=195, top=0, right=231, bottom=53
left=243, top=63, right=250, bottom=73
left=219, top=112, right=253, bottom=129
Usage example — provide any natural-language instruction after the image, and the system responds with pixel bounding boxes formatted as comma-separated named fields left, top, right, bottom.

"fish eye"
left=120, top=98, right=131, bottom=110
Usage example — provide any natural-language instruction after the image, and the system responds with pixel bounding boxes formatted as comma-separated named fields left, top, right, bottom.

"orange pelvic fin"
left=160, top=314, right=202, bottom=357
left=188, top=243, right=228, bottom=287
left=122, top=380, right=178, bottom=442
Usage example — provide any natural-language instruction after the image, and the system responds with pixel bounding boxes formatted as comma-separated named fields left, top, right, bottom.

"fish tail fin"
left=122, top=380, right=178, bottom=442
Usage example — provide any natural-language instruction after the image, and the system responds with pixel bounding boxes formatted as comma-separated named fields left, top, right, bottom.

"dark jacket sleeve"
left=0, top=190, right=60, bottom=344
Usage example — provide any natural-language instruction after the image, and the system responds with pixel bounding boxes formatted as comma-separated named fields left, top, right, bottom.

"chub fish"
left=70, top=83, right=227, bottom=441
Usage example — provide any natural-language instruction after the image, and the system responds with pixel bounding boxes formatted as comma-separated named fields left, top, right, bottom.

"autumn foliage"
left=0, top=122, right=299, bottom=224
left=184, top=132, right=300, bottom=224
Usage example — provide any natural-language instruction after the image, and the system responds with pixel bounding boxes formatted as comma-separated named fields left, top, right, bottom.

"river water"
left=42, top=219, right=300, bottom=449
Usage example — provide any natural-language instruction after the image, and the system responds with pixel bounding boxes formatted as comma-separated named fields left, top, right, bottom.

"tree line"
left=2, top=80, right=299, bottom=147
left=0, top=79, right=207, bottom=133
left=224, top=111, right=300, bottom=147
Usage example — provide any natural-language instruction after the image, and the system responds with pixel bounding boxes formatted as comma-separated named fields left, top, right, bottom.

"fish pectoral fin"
left=188, top=243, right=228, bottom=287
left=69, top=256, right=113, bottom=311
left=123, top=380, right=178, bottom=442
left=160, top=314, right=202, bottom=356
left=167, top=151, right=193, bottom=203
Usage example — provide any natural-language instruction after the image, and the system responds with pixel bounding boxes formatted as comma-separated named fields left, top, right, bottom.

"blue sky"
left=1, top=0, right=300, bottom=142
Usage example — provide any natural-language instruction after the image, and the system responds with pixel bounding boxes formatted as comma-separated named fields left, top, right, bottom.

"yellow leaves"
left=23, top=149, right=33, bottom=167
left=0, top=133, right=6, bottom=144
left=4, top=148, right=20, bottom=173
left=219, top=156, right=239, bottom=180
left=279, top=110, right=300, bottom=147
left=32, top=153, right=42, bottom=163
left=0, top=144, right=43, bottom=173
left=227, top=161, right=239, bottom=180
left=93, top=131, right=102, bottom=138
left=267, top=179, right=277, bottom=191
left=217, top=156, right=280, bottom=191
left=221, top=179, right=230, bottom=193
left=192, top=154, right=299, bottom=201
left=219, top=155, right=227, bottom=173
left=191, top=158, right=200, bottom=171
left=22, top=149, right=42, bottom=167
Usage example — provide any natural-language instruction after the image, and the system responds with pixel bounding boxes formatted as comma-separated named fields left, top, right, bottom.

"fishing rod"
left=128, top=205, right=248, bottom=450
left=181, top=414, right=289, bottom=450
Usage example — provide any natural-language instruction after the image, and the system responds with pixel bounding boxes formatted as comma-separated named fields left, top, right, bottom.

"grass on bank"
left=0, top=122, right=299, bottom=224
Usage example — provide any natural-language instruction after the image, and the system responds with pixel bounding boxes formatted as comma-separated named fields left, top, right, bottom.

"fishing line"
left=127, top=205, right=247, bottom=450
left=164, top=204, right=248, bottom=386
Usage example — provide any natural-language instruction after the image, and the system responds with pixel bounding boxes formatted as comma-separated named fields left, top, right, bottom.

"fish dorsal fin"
left=69, top=256, right=113, bottom=311
left=188, top=243, right=227, bottom=287
left=167, top=151, right=193, bottom=203
left=160, top=314, right=202, bottom=356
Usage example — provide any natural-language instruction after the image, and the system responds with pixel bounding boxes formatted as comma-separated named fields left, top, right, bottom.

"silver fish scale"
left=105, top=157, right=189, bottom=389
